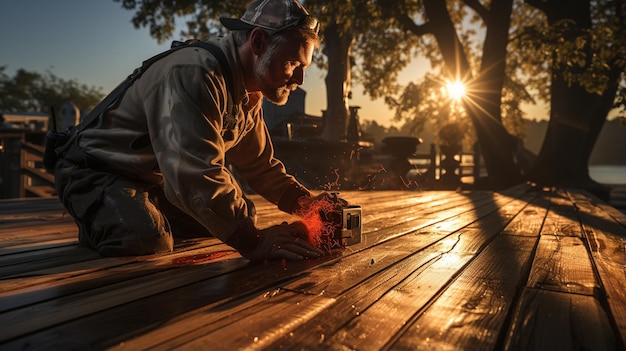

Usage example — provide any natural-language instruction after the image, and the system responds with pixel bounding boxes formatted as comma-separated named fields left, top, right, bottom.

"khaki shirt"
left=78, top=34, right=309, bottom=242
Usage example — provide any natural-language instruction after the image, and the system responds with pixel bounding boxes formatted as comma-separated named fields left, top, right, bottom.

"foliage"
left=437, top=122, right=464, bottom=154
left=113, top=0, right=382, bottom=66
left=112, top=0, right=624, bottom=152
left=517, top=1, right=626, bottom=97
left=352, top=0, right=540, bottom=141
left=0, top=66, right=104, bottom=115
left=349, top=1, right=425, bottom=101
left=112, top=0, right=493, bottom=138
left=356, top=0, right=624, bottom=142
left=382, top=71, right=474, bottom=143
left=501, top=1, right=550, bottom=136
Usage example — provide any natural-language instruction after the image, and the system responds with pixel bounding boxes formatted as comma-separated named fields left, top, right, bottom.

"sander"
left=326, top=204, right=362, bottom=248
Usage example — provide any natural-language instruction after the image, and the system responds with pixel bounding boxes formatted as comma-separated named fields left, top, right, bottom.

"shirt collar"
left=212, top=34, right=259, bottom=110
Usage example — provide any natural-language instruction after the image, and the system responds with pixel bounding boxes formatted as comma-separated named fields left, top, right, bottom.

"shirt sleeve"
left=226, top=104, right=312, bottom=213
left=145, top=64, right=251, bottom=242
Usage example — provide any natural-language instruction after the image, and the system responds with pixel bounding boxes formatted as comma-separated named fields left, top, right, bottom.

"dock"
left=1, top=183, right=625, bottom=350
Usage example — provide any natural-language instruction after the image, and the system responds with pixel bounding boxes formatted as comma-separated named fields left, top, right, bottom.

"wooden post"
left=60, top=101, right=80, bottom=129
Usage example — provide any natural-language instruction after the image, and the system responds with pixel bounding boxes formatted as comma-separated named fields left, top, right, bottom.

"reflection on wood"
left=0, top=184, right=624, bottom=350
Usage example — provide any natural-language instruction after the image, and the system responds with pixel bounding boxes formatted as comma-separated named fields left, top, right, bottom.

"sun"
left=447, top=80, right=466, bottom=101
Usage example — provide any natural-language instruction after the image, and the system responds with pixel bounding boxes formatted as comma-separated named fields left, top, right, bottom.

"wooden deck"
left=1, top=183, right=625, bottom=350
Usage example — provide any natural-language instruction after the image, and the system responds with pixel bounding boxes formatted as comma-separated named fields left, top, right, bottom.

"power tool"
left=329, top=205, right=362, bottom=248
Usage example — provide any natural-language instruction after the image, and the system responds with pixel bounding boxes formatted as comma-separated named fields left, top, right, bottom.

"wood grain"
left=504, top=288, right=616, bottom=350
left=1, top=186, right=624, bottom=350
left=390, top=235, right=537, bottom=350
left=569, top=191, right=626, bottom=346
left=526, top=235, right=599, bottom=296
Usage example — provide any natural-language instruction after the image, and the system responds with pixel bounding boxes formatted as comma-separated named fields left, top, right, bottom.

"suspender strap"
left=75, top=40, right=233, bottom=133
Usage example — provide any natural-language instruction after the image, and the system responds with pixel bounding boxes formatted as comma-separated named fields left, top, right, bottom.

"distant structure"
left=0, top=112, right=48, bottom=131
left=263, top=87, right=305, bottom=130
left=0, top=111, right=49, bottom=199
left=60, top=101, right=80, bottom=129
left=262, top=87, right=323, bottom=139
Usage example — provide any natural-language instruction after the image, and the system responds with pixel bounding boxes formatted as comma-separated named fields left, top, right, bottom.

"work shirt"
left=77, top=34, right=310, bottom=244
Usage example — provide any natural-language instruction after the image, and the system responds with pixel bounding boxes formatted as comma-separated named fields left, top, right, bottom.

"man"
left=53, top=0, right=342, bottom=261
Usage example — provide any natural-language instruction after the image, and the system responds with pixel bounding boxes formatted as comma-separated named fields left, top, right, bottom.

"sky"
left=0, top=0, right=407, bottom=126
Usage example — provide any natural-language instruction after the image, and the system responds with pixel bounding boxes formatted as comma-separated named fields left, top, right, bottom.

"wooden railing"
left=407, top=143, right=483, bottom=189
left=0, top=130, right=55, bottom=199
left=20, top=141, right=56, bottom=198
left=8, top=135, right=482, bottom=198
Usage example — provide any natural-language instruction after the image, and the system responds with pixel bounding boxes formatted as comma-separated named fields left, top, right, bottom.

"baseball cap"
left=220, top=0, right=320, bottom=35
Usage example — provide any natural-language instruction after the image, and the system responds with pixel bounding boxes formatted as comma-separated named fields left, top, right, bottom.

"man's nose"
left=292, top=66, right=304, bottom=85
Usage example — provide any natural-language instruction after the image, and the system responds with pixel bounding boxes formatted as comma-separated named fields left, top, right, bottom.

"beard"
left=254, top=49, right=295, bottom=106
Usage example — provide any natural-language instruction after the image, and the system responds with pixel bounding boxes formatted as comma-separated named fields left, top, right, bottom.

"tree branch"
left=462, top=0, right=489, bottom=22
left=524, top=0, right=553, bottom=14
left=395, top=13, right=433, bottom=36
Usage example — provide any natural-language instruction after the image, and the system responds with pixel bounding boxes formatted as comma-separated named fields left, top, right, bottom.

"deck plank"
left=0, top=243, right=236, bottom=311
left=568, top=190, right=626, bottom=345
left=167, top=291, right=336, bottom=350
left=0, top=258, right=330, bottom=349
left=0, top=184, right=624, bottom=350
left=389, top=235, right=537, bottom=350
left=259, top=188, right=537, bottom=349
left=500, top=191, right=550, bottom=237
left=504, top=288, right=617, bottom=350
left=212, top=233, right=474, bottom=350
left=527, top=235, right=599, bottom=296
left=1, top=254, right=249, bottom=342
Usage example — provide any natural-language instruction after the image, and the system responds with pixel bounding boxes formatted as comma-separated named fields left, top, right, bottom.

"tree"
left=113, top=0, right=625, bottom=195
left=522, top=0, right=626, bottom=196
left=0, top=66, right=104, bottom=118
left=353, top=0, right=624, bottom=194
left=306, top=3, right=353, bottom=142
left=355, top=0, right=541, bottom=190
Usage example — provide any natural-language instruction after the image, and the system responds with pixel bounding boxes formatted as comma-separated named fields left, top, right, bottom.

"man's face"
left=254, top=35, right=315, bottom=105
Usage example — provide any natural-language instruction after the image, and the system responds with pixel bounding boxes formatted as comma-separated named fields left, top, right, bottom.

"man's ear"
left=250, top=28, right=268, bottom=55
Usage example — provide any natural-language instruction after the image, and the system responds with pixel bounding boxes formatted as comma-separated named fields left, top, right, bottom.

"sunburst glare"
left=447, top=80, right=466, bottom=101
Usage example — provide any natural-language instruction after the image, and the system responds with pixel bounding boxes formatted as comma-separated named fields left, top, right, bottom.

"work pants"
left=54, top=154, right=211, bottom=257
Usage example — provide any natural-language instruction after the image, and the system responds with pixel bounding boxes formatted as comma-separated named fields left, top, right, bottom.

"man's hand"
left=243, top=221, right=325, bottom=262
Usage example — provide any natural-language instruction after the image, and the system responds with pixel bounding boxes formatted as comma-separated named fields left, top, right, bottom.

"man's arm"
left=146, top=65, right=251, bottom=241
left=146, top=65, right=320, bottom=261
left=226, top=103, right=312, bottom=213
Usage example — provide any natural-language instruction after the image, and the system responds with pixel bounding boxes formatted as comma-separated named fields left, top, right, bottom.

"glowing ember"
left=357, top=164, right=387, bottom=190
left=322, top=168, right=342, bottom=190
left=399, top=176, right=419, bottom=189
left=296, top=199, right=341, bottom=252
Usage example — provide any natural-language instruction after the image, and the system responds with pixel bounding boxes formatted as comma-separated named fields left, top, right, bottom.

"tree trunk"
left=424, top=0, right=522, bottom=190
left=320, top=17, right=353, bottom=142
left=526, top=0, right=618, bottom=199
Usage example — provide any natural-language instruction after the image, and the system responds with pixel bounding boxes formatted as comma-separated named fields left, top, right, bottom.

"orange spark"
left=296, top=199, right=341, bottom=253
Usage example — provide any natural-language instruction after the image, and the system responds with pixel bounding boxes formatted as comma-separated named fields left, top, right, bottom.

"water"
left=589, top=165, right=626, bottom=185
left=590, top=165, right=626, bottom=214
